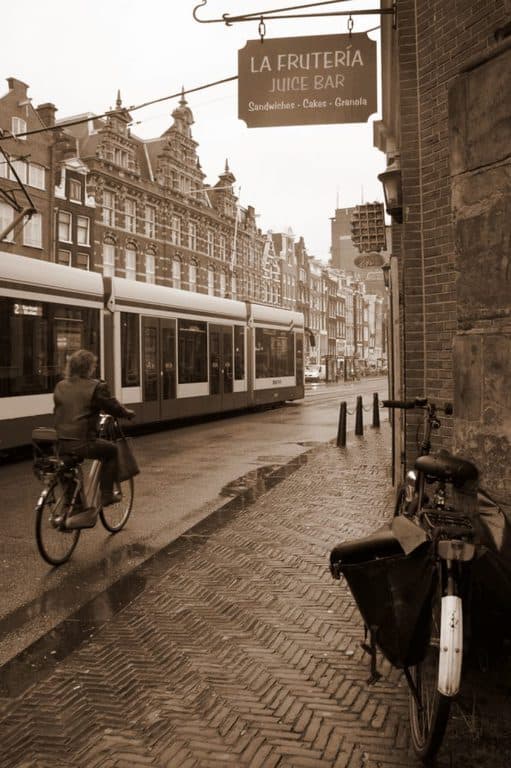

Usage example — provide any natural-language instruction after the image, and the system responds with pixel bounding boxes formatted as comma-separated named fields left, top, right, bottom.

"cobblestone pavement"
left=0, top=425, right=510, bottom=768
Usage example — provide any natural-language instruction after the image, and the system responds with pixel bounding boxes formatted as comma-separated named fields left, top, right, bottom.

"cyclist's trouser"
left=61, top=438, right=119, bottom=496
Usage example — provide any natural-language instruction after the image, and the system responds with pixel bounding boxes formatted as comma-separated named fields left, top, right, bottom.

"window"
left=125, top=199, right=136, bottom=233
left=103, top=190, right=115, bottom=226
left=171, top=215, right=181, bottom=245
left=58, top=211, right=72, bottom=242
left=77, top=216, right=90, bottom=245
left=125, top=246, right=137, bottom=280
left=145, top=253, right=155, bottom=284
left=77, top=253, right=90, bottom=270
left=219, top=234, right=226, bottom=260
left=114, top=148, right=129, bottom=168
left=255, top=328, right=294, bottom=378
left=231, top=275, right=237, bottom=300
left=145, top=205, right=155, bottom=238
left=189, top=263, right=197, bottom=292
left=0, top=298, right=99, bottom=396
left=0, top=202, right=14, bottom=242
left=68, top=178, right=81, bottom=201
left=103, top=242, right=115, bottom=276
left=29, top=164, right=46, bottom=190
left=172, top=259, right=181, bottom=289
left=120, top=312, right=140, bottom=386
left=0, top=156, right=8, bottom=179
left=207, top=229, right=214, bottom=257
left=178, top=319, right=207, bottom=383
left=57, top=250, right=71, bottom=266
left=219, top=272, right=226, bottom=298
left=207, top=268, right=214, bottom=296
left=234, top=326, right=245, bottom=380
left=9, top=159, right=27, bottom=183
left=23, top=213, right=42, bottom=247
left=11, top=117, right=26, bottom=139
left=188, top=221, right=196, bottom=250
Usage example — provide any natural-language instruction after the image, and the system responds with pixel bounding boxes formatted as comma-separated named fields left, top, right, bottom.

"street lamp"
left=378, top=155, right=403, bottom=224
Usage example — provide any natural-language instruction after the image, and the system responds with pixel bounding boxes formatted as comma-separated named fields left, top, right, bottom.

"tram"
left=0, top=254, right=305, bottom=449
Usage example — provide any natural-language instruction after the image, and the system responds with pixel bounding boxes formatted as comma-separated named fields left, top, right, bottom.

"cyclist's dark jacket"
left=54, top=377, right=130, bottom=446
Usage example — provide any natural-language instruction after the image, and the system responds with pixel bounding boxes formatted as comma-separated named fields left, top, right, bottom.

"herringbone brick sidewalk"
left=0, top=425, right=508, bottom=767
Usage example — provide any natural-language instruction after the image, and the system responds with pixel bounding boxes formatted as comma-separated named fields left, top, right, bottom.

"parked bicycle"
left=33, top=414, right=135, bottom=566
left=384, top=397, right=480, bottom=760
left=331, top=396, right=483, bottom=763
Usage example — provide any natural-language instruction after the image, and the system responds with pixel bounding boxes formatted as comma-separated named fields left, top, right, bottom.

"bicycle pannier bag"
left=116, top=435, right=140, bottom=482
left=330, top=525, right=436, bottom=670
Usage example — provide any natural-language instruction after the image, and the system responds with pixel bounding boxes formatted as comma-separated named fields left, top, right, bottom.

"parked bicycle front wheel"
left=409, top=570, right=451, bottom=761
left=99, top=478, right=134, bottom=532
left=35, top=479, right=80, bottom=566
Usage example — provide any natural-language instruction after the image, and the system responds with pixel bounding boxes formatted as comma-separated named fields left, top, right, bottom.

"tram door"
left=142, top=317, right=176, bottom=421
left=209, top=324, right=233, bottom=406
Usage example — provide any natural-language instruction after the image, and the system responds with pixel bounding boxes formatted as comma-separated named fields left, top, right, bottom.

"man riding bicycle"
left=53, top=349, right=134, bottom=528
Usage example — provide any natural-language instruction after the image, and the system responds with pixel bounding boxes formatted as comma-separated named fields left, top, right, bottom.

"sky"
left=1, top=0, right=386, bottom=260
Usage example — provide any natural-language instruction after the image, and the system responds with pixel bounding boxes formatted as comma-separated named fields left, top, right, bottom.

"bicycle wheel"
left=35, top=478, right=80, bottom=566
left=99, top=478, right=134, bottom=532
left=409, top=569, right=451, bottom=761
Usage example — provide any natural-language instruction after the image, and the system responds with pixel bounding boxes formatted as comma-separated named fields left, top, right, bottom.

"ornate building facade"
left=0, top=76, right=387, bottom=381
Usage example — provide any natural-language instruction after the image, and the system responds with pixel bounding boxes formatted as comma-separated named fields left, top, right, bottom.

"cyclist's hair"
left=66, top=349, right=97, bottom=379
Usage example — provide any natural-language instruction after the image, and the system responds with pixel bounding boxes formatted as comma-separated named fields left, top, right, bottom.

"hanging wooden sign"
left=238, top=33, right=377, bottom=128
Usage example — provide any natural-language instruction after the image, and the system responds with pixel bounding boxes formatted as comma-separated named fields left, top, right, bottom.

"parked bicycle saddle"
left=415, top=450, right=478, bottom=490
left=330, top=525, right=403, bottom=578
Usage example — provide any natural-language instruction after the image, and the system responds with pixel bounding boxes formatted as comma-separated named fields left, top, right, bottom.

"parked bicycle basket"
left=330, top=525, right=436, bottom=673
left=32, top=427, right=59, bottom=481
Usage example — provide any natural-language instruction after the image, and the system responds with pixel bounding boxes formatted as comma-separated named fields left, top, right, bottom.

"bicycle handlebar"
left=382, top=398, right=453, bottom=415
left=381, top=399, right=421, bottom=409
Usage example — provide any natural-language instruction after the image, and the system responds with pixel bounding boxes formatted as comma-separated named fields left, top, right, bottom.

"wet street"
left=0, top=378, right=388, bottom=667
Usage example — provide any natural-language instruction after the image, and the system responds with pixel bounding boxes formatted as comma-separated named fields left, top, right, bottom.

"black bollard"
left=337, top=401, right=347, bottom=447
left=355, top=395, right=364, bottom=436
left=372, top=392, right=380, bottom=428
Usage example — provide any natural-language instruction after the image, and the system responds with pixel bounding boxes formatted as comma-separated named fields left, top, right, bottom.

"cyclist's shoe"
left=64, top=507, right=97, bottom=529
left=101, top=491, right=122, bottom=508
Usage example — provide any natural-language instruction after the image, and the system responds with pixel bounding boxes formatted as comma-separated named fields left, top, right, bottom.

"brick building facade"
left=376, top=0, right=510, bottom=497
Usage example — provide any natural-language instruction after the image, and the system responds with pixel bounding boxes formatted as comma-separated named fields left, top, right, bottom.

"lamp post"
left=378, top=154, right=403, bottom=224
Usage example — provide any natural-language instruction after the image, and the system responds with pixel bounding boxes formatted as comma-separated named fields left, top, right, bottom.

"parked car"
left=305, top=364, right=323, bottom=382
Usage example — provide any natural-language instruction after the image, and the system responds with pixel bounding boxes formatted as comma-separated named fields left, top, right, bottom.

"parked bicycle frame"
left=384, top=397, right=479, bottom=762
left=33, top=414, right=135, bottom=566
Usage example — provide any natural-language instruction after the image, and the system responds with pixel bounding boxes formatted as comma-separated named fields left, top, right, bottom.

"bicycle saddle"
left=415, top=451, right=478, bottom=490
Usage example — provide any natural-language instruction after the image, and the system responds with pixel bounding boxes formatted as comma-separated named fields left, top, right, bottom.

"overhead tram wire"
left=0, top=75, right=239, bottom=142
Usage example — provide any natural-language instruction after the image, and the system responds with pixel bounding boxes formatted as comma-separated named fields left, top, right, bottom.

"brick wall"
left=395, top=0, right=509, bottom=466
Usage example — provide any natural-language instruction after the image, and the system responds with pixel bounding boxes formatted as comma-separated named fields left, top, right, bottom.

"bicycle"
left=383, top=397, right=479, bottom=762
left=32, top=414, right=135, bottom=566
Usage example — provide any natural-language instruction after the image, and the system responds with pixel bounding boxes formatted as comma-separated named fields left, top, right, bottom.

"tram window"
left=234, top=325, right=245, bottom=380
left=121, top=312, right=140, bottom=386
left=178, top=319, right=207, bottom=383
left=0, top=298, right=99, bottom=397
left=255, top=328, right=294, bottom=378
